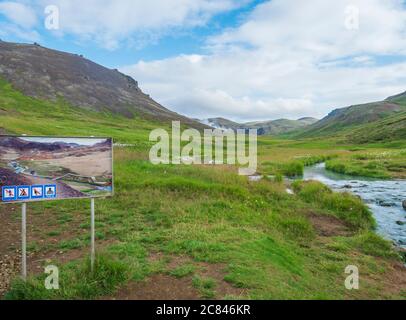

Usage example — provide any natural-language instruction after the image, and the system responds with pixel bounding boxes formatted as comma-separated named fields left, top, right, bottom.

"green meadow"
left=1, top=79, right=405, bottom=300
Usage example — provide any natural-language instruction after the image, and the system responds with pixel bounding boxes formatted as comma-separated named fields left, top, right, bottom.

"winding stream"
left=304, top=163, right=406, bottom=248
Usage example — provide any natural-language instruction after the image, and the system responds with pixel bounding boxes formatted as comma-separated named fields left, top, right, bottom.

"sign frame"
left=0, top=135, right=114, bottom=204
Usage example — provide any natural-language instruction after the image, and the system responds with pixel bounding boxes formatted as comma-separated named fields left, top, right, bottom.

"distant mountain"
left=244, top=117, right=318, bottom=135
left=0, top=137, right=76, bottom=152
left=0, top=41, right=206, bottom=129
left=199, top=117, right=318, bottom=135
left=200, top=118, right=244, bottom=131
left=294, top=92, right=406, bottom=142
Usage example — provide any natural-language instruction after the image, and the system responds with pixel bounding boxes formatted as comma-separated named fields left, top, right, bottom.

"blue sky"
left=0, top=0, right=262, bottom=67
left=0, top=0, right=405, bottom=121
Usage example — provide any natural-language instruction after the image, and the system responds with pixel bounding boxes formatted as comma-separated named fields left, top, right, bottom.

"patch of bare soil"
left=308, top=213, right=352, bottom=237
left=108, top=274, right=201, bottom=300
left=195, top=262, right=246, bottom=299
left=0, top=205, right=20, bottom=297
left=163, top=255, right=246, bottom=298
left=28, top=239, right=118, bottom=275
left=105, top=254, right=246, bottom=300
left=380, top=261, right=406, bottom=298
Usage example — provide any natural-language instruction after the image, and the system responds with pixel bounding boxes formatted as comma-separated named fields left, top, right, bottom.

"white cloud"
left=38, top=0, right=246, bottom=49
left=0, top=22, right=40, bottom=41
left=0, top=1, right=37, bottom=28
left=122, top=0, right=406, bottom=121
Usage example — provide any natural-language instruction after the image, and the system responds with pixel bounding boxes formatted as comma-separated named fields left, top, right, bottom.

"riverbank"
left=257, top=137, right=406, bottom=179
left=304, top=163, right=406, bottom=249
left=325, top=150, right=406, bottom=179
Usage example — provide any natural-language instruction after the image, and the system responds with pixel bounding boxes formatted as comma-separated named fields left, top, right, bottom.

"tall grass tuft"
left=4, top=254, right=129, bottom=300
left=292, top=180, right=376, bottom=230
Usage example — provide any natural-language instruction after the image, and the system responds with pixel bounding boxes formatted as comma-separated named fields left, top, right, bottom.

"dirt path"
left=103, top=254, right=247, bottom=300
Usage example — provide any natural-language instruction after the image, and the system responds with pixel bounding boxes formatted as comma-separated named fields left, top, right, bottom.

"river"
left=304, top=163, right=406, bottom=248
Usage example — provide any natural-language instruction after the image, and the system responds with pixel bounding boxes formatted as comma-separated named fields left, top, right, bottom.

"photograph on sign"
left=0, top=136, right=113, bottom=203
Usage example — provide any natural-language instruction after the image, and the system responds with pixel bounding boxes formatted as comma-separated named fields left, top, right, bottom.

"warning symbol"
left=44, top=185, right=57, bottom=198
left=31, top=185, right=44, bottom=199
left=17, top=186, right=30, bottom=200
left=2, top=186, right=16, bottom=201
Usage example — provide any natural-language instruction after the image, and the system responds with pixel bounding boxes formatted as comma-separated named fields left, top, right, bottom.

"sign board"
left=0, top=136, right=113, bottom=203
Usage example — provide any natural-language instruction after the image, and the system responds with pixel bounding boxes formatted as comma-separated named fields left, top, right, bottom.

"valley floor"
left=0, top=81, right=405, bottom=299
left=1, top=146, right=405, bottom=300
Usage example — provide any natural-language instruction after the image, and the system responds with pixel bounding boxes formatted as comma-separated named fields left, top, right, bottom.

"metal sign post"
left=90, top=198, right=95, bottom=273
left=21, top=203, right=27, bottom=280
left=19, top=199, right=97, bottom=280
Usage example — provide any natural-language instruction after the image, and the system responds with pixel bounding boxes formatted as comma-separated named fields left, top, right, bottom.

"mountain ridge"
left=0, top=41, right=207, bottom=130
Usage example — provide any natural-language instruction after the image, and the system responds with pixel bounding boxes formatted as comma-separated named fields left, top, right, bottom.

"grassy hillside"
left=0, top=79, right=164, bottom=145
left=288, top=96, right=406, bottom=143
left=245, top=118, right=318, bottom=135
left=0, top=80, right=405, bottom=300
left=347, top=111, right=406, bottom=144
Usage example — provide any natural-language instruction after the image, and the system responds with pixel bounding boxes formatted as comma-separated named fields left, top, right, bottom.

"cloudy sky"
left=0, top=0, right=405, bottom=121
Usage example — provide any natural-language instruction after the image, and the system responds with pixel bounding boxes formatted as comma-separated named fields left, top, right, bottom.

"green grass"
left=58, top=239, right=84, bottom=250
left=4, top=254, right=129, bottom=300
left=0, top=78, right=167, bottom=148
left=192, top=275, right=217, bottom=299
left=292, top=180, right=375, bottom=230
left=285, top=99, right=406, bottom=144
left=0, top=79, right=404, bottom=300
left=261, top=155, right=336, bottom=177
left=5, top=159, right=398, bottom=299
left=169, top=264, right=196, bottom=278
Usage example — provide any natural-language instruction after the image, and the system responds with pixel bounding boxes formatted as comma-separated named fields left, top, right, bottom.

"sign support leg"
left=90, top=198, right=95, bottom=273
left=21, top=203, right=27, bottom=280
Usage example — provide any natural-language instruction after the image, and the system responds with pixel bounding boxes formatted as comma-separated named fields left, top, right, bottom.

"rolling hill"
left=245, top=117, right=318, bottom=135
left=293, top=92, right=406, bottom=143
